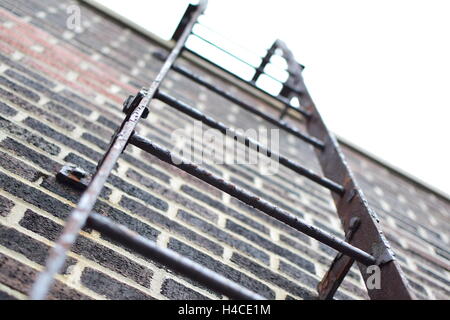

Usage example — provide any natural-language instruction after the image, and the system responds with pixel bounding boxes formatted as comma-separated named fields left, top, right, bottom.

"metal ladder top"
left=29, top=0, right=415, bottom=300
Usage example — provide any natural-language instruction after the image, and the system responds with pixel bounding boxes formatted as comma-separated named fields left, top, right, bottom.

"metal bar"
left=317, top=217, right=359, bottom=299
left=184, top=48, right=307, bottom=117
left=251, top=42, right=278, bottom=83
left=154, top=57, right=323, bottom=151
left=129, top=134, right=377, bottom=266
left=28, top=0, right=209, bottom=300
left=86, top=212, right=265, bottom=300
left=156, top=90, right=344, bottom=194
left=277, top=42, right=416, bottom=300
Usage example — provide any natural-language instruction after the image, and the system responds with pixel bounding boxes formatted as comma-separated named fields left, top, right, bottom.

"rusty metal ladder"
left=29, top=0, right=415, bottom=300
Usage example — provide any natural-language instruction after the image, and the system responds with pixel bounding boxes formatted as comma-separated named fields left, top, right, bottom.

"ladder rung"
left=87, top=212, right=265, bottom=300
left=156, top=60, right=323, bottom=150
left=129, top=133, right=377, bottom=266
left=154, top=51, right=311, bottom=119
left=155, top=90, right=344, bottom=195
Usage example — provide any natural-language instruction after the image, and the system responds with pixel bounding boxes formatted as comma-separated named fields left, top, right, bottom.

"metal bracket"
left=56, top=165, right=90, bottom=191
left=123, top=88, right=149, bottom=118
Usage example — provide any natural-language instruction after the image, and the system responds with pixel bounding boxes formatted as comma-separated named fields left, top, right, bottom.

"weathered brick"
left=226, top=220, right=316, bottom=274
left=4, top=69, right=53, bottom=97
left=46, top=103, right=111, bottom=139
left=0, top=149, right=41, bottom=181
left=0, top=137, right=60, bottom=172
left=230, top=197, right=311, bottom=243
left=120, top=197, right=223, bottom=256
left=0, top=52, right=56, bottom=89
left=97, top=115, right=118, bottom=130
left=0, top=290, right=16, bottom=300
left=0, top=252, right=90, bottom=300
left=0, top=117, right=60, bottom=156
left=417, top=265, right=450, bottom=287
left=0, top=225, right=75, bottom=274
left=81, top=268, right=153, bottom=300
left=167, top=238, right=275, bottom=299
left=108, top=174, right=169, bottom=212
left=0, top=75, right=41, bottom=102
left=41, top=175, right=112, bottom=203
left=161, top=278, right=209, bottom=300
left=0, top=171, right=72, bottom=219
left=23, top=117, right=101, bottom=161
left=180, top=185, right=269, bottom=234
left=0, top=101, right=17, bottom=116
left=0, top=87, right=75, bottom=131
left=0, top=194, right=14, bottom=217
left=231, top=253, right=316, bottom=300
left=126, top=169, right=218, bottom=222
left=94, top=200, right=160, bottom=243
left=20, top=210, right=153, bottom=288
left=278, top=260, right=319, bottom=290
left=177, top=209, right=269, bottom=265
left=230, top=176, right=305, bottom=218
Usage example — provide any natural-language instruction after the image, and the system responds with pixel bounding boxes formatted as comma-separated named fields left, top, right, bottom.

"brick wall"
left=0, top=0, right=448, bottom=300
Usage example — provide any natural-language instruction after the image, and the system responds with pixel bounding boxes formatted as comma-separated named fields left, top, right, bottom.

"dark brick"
left=161, top=279, right=209, bottom=300
left=0, top=149, right=41, bottom=181
left=407, top=278, right=429, bottom=297
left=0, top=291, right=16, bottom=300
left=46, top=103, right=111, bottom=139
left=0, top=137, right=60, bottom=172
left=108, top=175, right=168, bottom=212
left=168, top=238, right=275, bottom=299
left=279, top=261, right=319, bottom=289
left=230, top=177, right=305, bottom=218
left=177, top=209, right=269, bottom=265
left=0, top=252, right=90, bottom=300
left=81, top=131, right=108, bottom=149
left=122, top=153, right=171, bottom=184
left=120, top=197, right=223, bottom=256
left=94, top=201, right=160, bottom=243
left=63, top=152, right=100, bottom=173
left=226, top=220, right=316, bottom=274
left=0, top=171, right=72, bottom=219
left=0, top=117, right=60, bottom=156
left=0, top=75, right=40, bottom=102
left=0, top=52, right=56, bottom=88
left=4, top=69, right=53, bottom=97
left=97, top=115, right=118, bottom=130
left=0, top=87, right=75, bottom=131
left=314, top=219, right=344, bottom=239
left=417, top=265, right=450, bottom=287
left=23, top=117, right=102, bottom=161
left=181, top=185, right=269, bottom=234
left=0, top=195, right=14, bottom=217
left=231, top=253, right=316, bottom=300
left=41, top=175, right=112, bottom=203
left=0, top=101, right=17, bottom=116
left=0, top=225, right=75, bottom=274
left=435, top=248, right=450, bottom=262
left=230, top=197, right=311, bottom=243
left=126, top=169, right=218, bottom=222
left=81, top=268, right=153, bottom=300
left=20, top=210, right=153, bottom=288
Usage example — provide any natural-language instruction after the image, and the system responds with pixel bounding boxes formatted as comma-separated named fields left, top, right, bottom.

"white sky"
left=95, top=0, right=450, bottom=195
